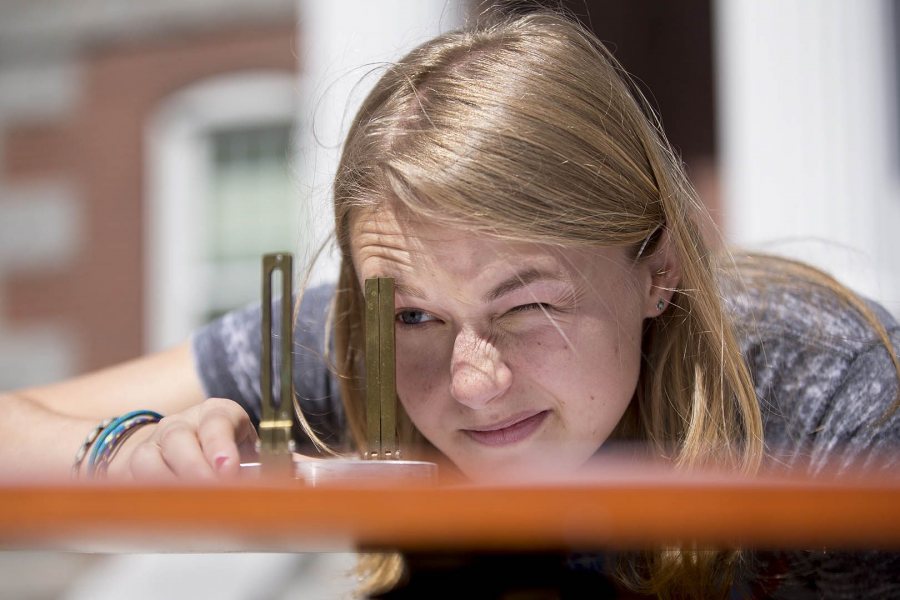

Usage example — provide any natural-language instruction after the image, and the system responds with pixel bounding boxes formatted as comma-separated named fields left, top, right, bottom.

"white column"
left=715, top=0, right=900, bottom=314
left=294, top=0, right=467, bottom=285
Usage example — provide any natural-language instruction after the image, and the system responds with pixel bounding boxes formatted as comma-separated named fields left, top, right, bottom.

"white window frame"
left=144, top=71, right=299, bottom=352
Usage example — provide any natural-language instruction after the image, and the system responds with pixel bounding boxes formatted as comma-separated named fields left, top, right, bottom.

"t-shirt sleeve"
left=189, top=282, right=346, bottom=451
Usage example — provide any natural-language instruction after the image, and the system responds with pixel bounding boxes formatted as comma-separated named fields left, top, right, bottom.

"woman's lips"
left=463, top=411, right=549, bottom=447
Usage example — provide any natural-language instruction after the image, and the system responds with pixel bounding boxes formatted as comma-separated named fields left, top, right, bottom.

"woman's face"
left=351, top=207, right=669, bottom=480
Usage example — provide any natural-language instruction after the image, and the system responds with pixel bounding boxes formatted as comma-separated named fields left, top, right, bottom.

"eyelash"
left=396, top=309, right=438, bottom=327
left=507, top=302, right=554, bottom=314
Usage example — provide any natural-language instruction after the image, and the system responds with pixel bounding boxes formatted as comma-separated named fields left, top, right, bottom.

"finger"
left=157, top=421, right=217, bottom=480
left=128, top=441, right=179, bottom=482
left=236, top=432, right=261, bottom=466
left=234, top=412, right=260, bottom=464
left=197, top=409, right=250, bottom=477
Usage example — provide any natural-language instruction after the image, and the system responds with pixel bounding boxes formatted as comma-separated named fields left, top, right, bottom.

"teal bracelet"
left=86, top=410, right=163, bottom=477
left=71, top=417, right=114, bottom=478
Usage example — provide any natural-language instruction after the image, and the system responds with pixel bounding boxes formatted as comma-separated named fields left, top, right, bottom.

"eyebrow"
left=483, top=268, right=567, bottom=302
left=389, top=267, right=567, bottom=303
left=394, top=280, right=427, bottom=299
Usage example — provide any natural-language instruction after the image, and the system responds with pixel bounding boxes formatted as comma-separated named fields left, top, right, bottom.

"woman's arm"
left=20, top=341, right=204, bottom=419
left=1, top=284, right=338, bottom=480
left=0, top=341, right=240, bottom=478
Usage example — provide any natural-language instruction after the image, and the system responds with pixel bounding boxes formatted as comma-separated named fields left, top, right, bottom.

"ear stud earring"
left=656, top=299, right=666, bottom=311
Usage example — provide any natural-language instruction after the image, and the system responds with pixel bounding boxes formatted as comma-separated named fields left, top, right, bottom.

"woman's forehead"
left=351, top=204, right=467, bottom=248
left=350, top=204, right=631, bottom=284
left=352, top=205, right=546, bottom=260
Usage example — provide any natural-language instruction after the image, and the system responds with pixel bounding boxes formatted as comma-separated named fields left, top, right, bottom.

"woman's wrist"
left=102, top=422, right=158, bottom=480
left=71, top=417, right=115, bottom=478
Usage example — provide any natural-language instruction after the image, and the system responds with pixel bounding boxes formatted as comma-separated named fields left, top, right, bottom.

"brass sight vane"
left=259, top=253, right=296, bottom=476
left=365, top=277, right=398, bottom=460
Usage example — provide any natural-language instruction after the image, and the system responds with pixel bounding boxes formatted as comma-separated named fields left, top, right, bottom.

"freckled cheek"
left=522, top=321, right=641, bottom=428
left=576, top=335, right=642, bottom=437
left=506, top=326, right=576, bottom=375
left=395, top=335, right=453, bottom=409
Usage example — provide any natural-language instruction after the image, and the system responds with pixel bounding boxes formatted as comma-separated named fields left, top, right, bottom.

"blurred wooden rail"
left=0, top=478, right=898, bottom=552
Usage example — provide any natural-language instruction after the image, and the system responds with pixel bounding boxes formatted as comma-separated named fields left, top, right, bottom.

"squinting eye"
left=508, top=303, right=552, bottom=314
left=396, top=309, right=435, bottom=326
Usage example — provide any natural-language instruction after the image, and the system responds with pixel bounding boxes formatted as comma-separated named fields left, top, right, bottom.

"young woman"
left=2, top=9, right=897, bottom=599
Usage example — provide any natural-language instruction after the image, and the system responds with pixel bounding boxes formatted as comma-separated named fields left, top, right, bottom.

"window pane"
left=204, top=122, right=297, bottom=320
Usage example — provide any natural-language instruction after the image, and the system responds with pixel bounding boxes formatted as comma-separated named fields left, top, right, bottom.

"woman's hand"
left=106, top=398, right=259, bottom=480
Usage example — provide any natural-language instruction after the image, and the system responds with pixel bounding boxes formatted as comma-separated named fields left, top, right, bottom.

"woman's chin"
left=453, top=447, right=587, bottom=484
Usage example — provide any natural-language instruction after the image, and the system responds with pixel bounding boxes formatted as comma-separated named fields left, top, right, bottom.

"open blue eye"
left=396, top=309, right=435, bottom=325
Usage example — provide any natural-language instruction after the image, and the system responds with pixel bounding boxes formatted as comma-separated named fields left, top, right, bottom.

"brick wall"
left=1, top=24, right=297, bottom=381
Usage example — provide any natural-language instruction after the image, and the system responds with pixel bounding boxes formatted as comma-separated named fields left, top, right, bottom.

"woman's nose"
left=449, top=328, right=513, bottom=408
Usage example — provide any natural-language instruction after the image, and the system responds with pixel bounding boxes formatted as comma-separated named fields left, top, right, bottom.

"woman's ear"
left=640, top=228, right=682, bottom=318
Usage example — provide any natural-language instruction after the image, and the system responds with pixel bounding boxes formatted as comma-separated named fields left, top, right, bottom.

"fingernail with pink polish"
left=215, top=456, right=229, bottom=471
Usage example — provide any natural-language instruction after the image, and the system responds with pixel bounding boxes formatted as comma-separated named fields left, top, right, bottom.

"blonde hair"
left=320, top=8, right=897, bottom=599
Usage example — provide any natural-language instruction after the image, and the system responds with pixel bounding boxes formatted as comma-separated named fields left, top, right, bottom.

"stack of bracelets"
left=71, top=410, right=164, bottom=478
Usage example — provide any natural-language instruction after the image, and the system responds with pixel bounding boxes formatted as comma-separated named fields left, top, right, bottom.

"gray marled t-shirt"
left=721, top=278, right=900, bottom=599
left=191, top=278, right=899, bottom=598
left=191, top=283, right=346, bottom=452
left=725, top=279, right=900, bottom=474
